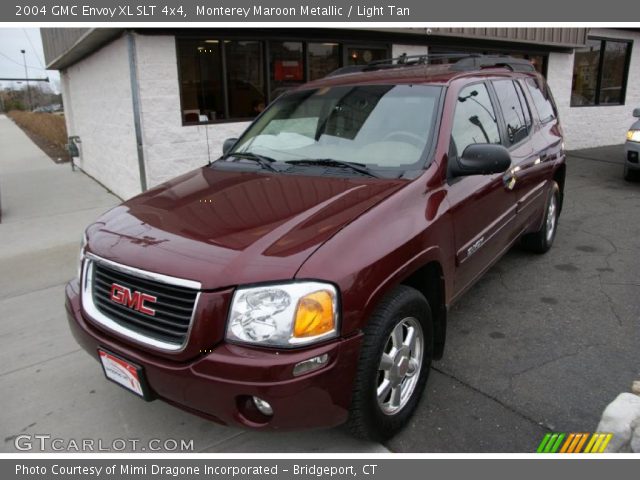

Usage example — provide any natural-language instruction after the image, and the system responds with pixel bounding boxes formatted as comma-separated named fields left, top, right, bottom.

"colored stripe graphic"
left=584, top=433, right=613, bottom=453
left=537, top=433, right=552, bottom=453
left=574, top=433, right=589, bottom=453
left=537, top=433, right=612, bottom=453
left=559, top=433, right=575, bottom=453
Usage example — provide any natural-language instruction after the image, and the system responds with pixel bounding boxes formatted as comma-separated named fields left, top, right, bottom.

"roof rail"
left=450, top=55, right=536, bottom=72
left=325, top=53, right=536, bottom=77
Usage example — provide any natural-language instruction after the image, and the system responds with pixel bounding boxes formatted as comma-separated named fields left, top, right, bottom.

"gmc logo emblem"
left=109, top=283, right=157, bottom=316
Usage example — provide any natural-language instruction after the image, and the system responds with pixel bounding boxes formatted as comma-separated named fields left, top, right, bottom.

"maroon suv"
left=65, top=55, right=565, bottom=440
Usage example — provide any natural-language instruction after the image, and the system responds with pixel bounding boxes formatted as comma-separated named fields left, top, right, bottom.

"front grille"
left=91, top=261, right=198, bottom=346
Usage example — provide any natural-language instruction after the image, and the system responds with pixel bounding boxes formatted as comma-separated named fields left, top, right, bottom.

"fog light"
left=293, top=353, right=329, bottom=377
left=252, top=396, right=273, bottom=416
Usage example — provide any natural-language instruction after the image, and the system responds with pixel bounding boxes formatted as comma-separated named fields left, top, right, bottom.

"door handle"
left=503, top=166, right=519, bottom=190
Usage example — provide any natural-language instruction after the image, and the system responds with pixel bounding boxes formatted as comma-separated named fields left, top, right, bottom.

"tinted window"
left=571, top=39, right=601, bottom=106
left=270, top=41, right=304, bottom=100
left=493, top=80, right=531, bottom=146
left=515, top=81, right=532, bottom=130
left=225, top=41, right=265, bottom=119
left=451, top=84, right=501, bottom=157
left=308, top=43, right=340, bottom=81
left=177, top=39, right=224, bottom=123
left=571, top=37, right=631, bottom=106
left=347, top=47, right=388, bottom=65
left=599, top=40, right=630, bottom=105
left=525, top=78, right=556, bottom=123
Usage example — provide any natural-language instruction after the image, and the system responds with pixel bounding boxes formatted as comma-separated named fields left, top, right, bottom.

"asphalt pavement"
left=1, top=114, right=638, bottom=453
left=387, top=144, right=640, bottom=452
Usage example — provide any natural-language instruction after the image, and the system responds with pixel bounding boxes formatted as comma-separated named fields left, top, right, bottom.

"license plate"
left=98, top=349, right=149, bottom=399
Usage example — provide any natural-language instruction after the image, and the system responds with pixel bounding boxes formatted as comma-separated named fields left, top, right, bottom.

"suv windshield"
left=229, top=84, right=442, bottom=172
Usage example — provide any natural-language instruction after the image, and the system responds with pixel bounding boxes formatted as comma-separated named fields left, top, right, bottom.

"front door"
left=447, top=82, right=518, bottom=298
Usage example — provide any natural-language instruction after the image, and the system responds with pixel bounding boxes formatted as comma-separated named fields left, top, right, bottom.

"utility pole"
left=20, top=49, right=32, bottom=111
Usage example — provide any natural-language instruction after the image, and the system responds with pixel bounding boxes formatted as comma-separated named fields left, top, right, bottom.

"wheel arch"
left=400, top=261, right=447, bottom=360
left=553, top=162, right=566, bottom=214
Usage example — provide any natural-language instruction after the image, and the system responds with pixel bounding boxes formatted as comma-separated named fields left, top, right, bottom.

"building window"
left=177, top=37, right=389, bottom=124
left=571, top=37, right=632, bottom=107
left=177, top=39, right=224, bottom=123
left=269, top=41, right=304, bottom=100
left=225, top=41, right=265, bottom=119
left=308, top=43, right=340, bottom=81
left=347, top=46, right=388, bottom=65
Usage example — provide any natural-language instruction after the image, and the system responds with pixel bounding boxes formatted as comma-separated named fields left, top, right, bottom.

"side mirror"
left=633, top=108, right=640, bottom=118
left=450, top=144, right=512, bottom=177
left=222, top=138, right=238, bottom=155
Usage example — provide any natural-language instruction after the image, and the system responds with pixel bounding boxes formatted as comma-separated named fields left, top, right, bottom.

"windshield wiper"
left=286, top=159, right=379, bottom=178
left=225, top=152, right=278, bottom=172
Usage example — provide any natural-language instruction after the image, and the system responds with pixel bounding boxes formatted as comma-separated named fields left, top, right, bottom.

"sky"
left=0, top=28, right=61, bottom=92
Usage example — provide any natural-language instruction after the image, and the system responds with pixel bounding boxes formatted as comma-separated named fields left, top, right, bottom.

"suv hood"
left=86, top=167, right=407, bottom=290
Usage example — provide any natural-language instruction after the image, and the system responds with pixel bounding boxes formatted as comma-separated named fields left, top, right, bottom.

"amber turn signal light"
left=293, top=290, right=335, bottom=338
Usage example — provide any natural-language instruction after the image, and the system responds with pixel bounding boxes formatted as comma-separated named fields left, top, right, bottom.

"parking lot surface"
left=1, top=115, right=638, bottom=452
left=388, top=145, right=640, bottom=452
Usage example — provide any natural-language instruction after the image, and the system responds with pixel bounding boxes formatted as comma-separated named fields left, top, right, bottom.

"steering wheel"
left=381, top=131, right=425, bottom=147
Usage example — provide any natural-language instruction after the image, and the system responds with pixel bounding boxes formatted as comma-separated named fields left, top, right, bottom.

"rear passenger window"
left=525, top=78, right=557, bottom=124
left=493, top=80, right=531, bottom=146
left=451, top=83, right=501, bottom=157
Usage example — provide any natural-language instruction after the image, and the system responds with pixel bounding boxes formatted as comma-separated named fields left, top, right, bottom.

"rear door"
left=502, top=77, right=559, bottom=230
left=446, top=82, right=518, bottom=297
left=490, top=78, right=546, bottom=231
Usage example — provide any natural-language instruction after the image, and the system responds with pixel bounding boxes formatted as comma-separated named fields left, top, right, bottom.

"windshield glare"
left=231, top=84, right=441, bottom=170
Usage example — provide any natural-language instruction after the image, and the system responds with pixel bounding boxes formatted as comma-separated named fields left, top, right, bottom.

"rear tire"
left=521, top=181, right=560, bottom=254
left=347, top=285, right=433, bottom=441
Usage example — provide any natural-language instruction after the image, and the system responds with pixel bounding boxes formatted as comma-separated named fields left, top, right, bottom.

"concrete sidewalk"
left=0, top=115, right=387, bottom=453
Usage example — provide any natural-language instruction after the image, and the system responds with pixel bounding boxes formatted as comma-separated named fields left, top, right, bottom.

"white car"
left=624, top=108, right=640, bottom=181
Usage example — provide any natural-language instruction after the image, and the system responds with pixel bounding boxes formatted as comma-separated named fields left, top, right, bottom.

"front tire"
left=521, top=181, right=560, bottom=254
left=347, top=285, right=433, bottom=441
left=624, top=165, right=638, bottom=182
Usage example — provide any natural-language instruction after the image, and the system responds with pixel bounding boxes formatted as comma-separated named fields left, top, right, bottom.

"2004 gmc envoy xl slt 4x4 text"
left=65, top=54, right=566, bottom=440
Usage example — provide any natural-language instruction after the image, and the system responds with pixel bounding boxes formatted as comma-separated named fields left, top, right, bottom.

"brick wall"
left=135, top=34, right=249, bottom=190
left=60, top=35, right=141, bottom=199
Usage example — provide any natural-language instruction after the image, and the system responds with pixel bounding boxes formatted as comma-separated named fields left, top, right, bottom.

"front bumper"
left=625, top=141, right=640, bottom=170
left=65, top=280, right=363, bottom=430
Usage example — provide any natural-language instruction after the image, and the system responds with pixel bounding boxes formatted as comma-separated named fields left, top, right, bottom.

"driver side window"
left=450, top=83, right=501, bottom=158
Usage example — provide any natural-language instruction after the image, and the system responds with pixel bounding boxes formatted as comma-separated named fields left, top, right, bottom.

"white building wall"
left=61, top=35, right=140, bottom=199
left=546, top=28, right=640, bottom=150
left=134, top=34, right=249, bottom=189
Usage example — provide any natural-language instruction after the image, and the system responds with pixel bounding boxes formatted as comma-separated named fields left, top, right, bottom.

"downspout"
left=126, top=31, right=147, bottom=192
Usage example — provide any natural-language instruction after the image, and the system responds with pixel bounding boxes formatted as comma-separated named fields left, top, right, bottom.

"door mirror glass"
left=633, top=108, right=640, bottom=118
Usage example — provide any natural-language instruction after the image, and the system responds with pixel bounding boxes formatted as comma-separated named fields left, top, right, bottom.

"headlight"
left=226, top=282, right=339, bottom=347
left=627, top=130, right=640, bottom=143
left=77, top=232, right=87, bottom=279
